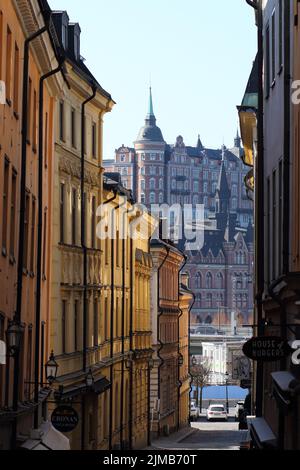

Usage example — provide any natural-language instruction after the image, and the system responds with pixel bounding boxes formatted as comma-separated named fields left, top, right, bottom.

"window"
left=203, top=183, right=208, bottom=193
left=116, top=230, right=120, bottom=267
left=9, top=170, right=16, bottom=259
left=150, top=153, right=156, bottom=161
left=272, top=170, right=277, bottom=279
left=271, top=11, right=276, bottom=84
left=279, top=160, right=283, bottom=274
left=13, top=43, right=19, bottom=114
left=159, top=179, right=163, bottom=190
left=150, top=178, right=155, bottom=190
left=206, top=272, right=213, bottom=289
left=278, top=0, right=283, bottom=71
left=207, top=294, right=213, bottom=308
left=265, top=25, right=271, bottom=97
left=2, top=159, right=9, bottom=254
left=150, top=166, right=156, bottom=176
left=104, top=297, right=108, bottom=341
left=120, top=154, right=126, bottom=162
left=26, top=327, right=33, bottom=400
left=74, top=300, right=79, bottom=352
left=5, top=26, right=12, bottom=102
left=62, top=300, right=67, bottom=354
left=217, top=273, right=224, bottom=289
left=141, top=194, right=145, bottom=204
left=71, top=108, right=76, bottom=148
left=32, top=90, right=37, bottom=150
left=93, top=299, right=98, bottom=347
left=59, top=101, right=65, bottom=141
left=24, top=193, right=30, bottom=269
left=141, top=179, right=145, bottom=191
left=159, top=193, right=164, bottom=203
left=44, top=112, right=48, bottom=167
left=60, top=183, right=65, bottom=243
left=91, top=196, right=96, bottom=248
left=193, top=181, right=199, bottom=192
left=150, top=192, right=155, bottom=204
left=195, top=272, right=202, bottom=289
left=27, top=78, right=32, bottom=141
left=92, top=122, right=97, bottom=158
left=72, top=188, right=77, bottom=246
left=42, top=210, right=47, bottom=278
left=30, top=198, right=36, bottom=273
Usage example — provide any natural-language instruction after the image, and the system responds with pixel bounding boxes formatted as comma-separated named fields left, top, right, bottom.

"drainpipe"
left=177, top=254, right=187, bottom=431
left=12, top=24, right=47, bottom=450
left=81, top=83, right=97, bottom=451
left=188, top=292, right=196, bottom=424
left=156, top=244, right=170, bottom=437
left=34, top=58, right=66, bottom=430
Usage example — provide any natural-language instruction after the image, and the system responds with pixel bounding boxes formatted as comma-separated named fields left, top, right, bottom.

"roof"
left=38, top=0, right=114, bottom=102
left=135, top=88, right=165, bottom=144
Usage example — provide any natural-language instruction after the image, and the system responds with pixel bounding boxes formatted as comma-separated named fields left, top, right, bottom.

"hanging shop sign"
left=51, top=405, right=79, bottom=433
left=243, top=336, right=291, bottom=362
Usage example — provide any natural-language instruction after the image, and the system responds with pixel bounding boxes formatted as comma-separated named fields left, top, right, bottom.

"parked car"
left=206, top=404, right=228, bottom=422
left=235, top=401, right=245, bottom=421
left=190, top=403, right=200, bottom=421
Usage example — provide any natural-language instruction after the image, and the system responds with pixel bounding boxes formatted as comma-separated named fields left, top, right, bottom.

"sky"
left=49, top=0, right=257, bottom=159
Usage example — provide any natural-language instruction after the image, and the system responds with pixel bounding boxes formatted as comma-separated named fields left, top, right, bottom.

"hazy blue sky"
left=50, top=0, right=257, bottom=159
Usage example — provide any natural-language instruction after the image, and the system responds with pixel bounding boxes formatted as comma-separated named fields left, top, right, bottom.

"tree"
left=191, top=358, right=212, bottom=413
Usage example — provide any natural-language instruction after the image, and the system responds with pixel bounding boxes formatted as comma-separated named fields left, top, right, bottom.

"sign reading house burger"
left=51, top=405, right=79, bottom=433
left=243, top=336, right=291, bottom=362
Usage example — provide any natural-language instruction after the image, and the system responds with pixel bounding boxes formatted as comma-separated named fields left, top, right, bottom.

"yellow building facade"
left=49, top=10, right=115, bottom=450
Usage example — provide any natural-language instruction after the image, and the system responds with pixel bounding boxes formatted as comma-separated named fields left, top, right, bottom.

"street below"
left=149, top=410, right=248, bottom=451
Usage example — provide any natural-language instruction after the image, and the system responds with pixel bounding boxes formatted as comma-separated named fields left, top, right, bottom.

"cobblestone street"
left=149, top=411, right=248, bottom=451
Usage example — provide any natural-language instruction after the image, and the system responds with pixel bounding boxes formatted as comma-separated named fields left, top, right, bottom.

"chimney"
left=52, top=11, right=70, bottom=50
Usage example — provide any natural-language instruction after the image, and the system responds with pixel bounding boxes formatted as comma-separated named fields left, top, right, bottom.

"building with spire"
left=103, top=88, right=254, bottom=326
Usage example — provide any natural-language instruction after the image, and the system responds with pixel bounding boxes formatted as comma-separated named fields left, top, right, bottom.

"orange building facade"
left=0, top=0, right=62, bottom=449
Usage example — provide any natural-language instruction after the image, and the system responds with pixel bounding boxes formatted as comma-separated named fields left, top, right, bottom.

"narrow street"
left=149, top=411, right=248, bottom=451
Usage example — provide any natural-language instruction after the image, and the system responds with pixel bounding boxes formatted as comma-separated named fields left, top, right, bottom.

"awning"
left=20, top=421, right=70, bottom=450
left=248, top=417, right=277, bottom=450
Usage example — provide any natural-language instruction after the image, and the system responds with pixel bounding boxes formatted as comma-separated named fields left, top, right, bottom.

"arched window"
left=195, top=272, right=202, bottom=289
left=207, top=293, right=213, bottom=308
left=206, top=272, right=213, bottom=289
left=150, top=192, right=156, bottom=204
left=196, top=293, right=201, bottom=307
left=217, top=272, right=224, bottom=289
left=150, top=178, right=156, bottom=190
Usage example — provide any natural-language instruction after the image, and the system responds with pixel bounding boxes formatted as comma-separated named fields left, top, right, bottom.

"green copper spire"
left=148, top=86, right=154, bottom=116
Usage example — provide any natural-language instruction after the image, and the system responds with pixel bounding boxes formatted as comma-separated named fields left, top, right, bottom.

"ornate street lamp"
left=125, top=351, right=134, bottom=370
left=191, top=356, right=197, bottom=367
left=45, top=351, right=59, bottom=385
left=6, top=317, right=24, bottom=357
left=85, top=368, right=94, bottom=388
